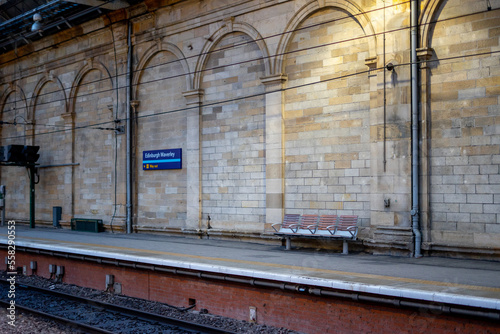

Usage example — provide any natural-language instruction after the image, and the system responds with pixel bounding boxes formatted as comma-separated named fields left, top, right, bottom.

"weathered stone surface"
left=0, top=0, right=498, bottom=258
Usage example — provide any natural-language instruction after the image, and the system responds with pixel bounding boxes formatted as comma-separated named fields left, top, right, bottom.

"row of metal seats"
left=272, top=214, right=359, bottom=253
left=272, top=214, right=358, bottom=237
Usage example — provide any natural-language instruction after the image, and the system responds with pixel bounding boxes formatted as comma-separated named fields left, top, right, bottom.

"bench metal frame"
left=272, top=214, right=358, bottom=254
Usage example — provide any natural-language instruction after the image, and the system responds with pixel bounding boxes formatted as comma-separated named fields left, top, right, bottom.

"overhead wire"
left=2, top=1, right=498, bottom=117
left=107, top=13, right=121, bottom=234
left=7, top=0, right=496, bottom=113
left=0, top=0, right=410, bottom=112
left=3, top=45, right=500, bottom=138
left=3, top=44, right=500, bottom=142
left=0, top=2, right=498, bottom=139
left=0, top=0, right=493, bottom=114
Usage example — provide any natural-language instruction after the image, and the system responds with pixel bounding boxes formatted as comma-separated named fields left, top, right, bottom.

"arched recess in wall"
left=0, top=84, right=29, bottom=141
left=197, top=20, right=268, bottom=232
left=133, top=41, right=191, bottom=230
left=69, top=58, right=116, bottom=221
left=30, top=74, right=70, bottom=222
left=133, top=41, right=192, bottom=99
left=424, top=0, right=500, bottom=250
left=0, top=84, right=28, bottom=108
left=274, top=0, right=377, bottom=75
left=0, top=84, right=29, bottom=221
left=68, top=59, right=113, bottom=115
left=29, top=75, right=67, bottom=122
left=417, top=0, right=443, bottom=244
left=281, top=2, right=373, bottom=221
left=193, top=20, right=271, bottom=89
left=419, top=0, right=443, bottom=49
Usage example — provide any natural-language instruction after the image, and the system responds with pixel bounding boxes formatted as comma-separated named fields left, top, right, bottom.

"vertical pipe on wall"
left=411, top=0, right=422, bottom=257
left=383, top=0, right=387, bottom=172
left=126, top=21, right=133, bottom=234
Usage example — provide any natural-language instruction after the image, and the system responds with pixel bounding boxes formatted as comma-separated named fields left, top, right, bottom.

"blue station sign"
left=142, top=148, right=182, bottom=170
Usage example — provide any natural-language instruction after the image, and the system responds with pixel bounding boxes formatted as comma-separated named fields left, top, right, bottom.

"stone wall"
left=0, top=0, right=499, bottom=258
left=427, top=0, right=500, bottom=251
left=201, top=32, right=266, bottom=232
left=283, top=7, right=372, bottom=223
left=136, top=45, right=188, bottom=230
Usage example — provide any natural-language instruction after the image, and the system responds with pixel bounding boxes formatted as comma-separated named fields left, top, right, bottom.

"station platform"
left=2, top=225, right=500, bottom=313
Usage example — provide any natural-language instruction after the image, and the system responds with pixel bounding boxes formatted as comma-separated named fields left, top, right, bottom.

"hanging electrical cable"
left=0, top=4, right=497, bottom=143
left=3, top=46, right=500, bottom=144
left=0, top=0, right=412, bottom=111
left=106, top=13, right=121, bottom=234
left=2, top=46, right=500, bottom=143
left=1, top=2, right=497, bottom=115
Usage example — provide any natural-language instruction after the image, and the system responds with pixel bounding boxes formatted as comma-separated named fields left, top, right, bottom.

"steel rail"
left=4, top=245, right=500, bottom=321
left=0, top=279, right=236, bottom=334
left=0, top=299, right=113, bottom=334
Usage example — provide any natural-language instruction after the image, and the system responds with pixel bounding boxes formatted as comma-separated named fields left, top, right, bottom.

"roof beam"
left=0, top=0, right=60, bottom=30
left=63, top=0, right=130, bottom=10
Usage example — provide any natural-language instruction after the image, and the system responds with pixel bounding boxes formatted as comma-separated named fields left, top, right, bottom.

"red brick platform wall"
left=4, top=250, right=499, bottom=334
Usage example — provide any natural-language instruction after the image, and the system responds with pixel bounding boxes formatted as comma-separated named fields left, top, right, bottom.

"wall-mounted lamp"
left=31, top=13, right=43, bottom=33
left=386, top=63, right=394, bottom=71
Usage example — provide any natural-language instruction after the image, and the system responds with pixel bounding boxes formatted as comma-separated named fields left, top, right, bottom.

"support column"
left=130, top=100, right=140, bottom=230
left=416, top=47, right=433, bottom=248
left=261, top=74, right=287, bottom=229
left=63, top=112, right=75, bottom=222
left=25, top=123, right=35, bottom=145
left=183, top=89, right=203, bottom=232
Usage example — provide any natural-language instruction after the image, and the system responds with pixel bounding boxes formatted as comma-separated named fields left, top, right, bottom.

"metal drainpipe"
left=126, top=21, right=133, bottom=234
left=411, top=0, right=422, bottom=257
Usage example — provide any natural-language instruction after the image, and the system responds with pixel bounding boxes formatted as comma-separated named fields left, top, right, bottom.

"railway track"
left=0, top=279, right=235, bottom=334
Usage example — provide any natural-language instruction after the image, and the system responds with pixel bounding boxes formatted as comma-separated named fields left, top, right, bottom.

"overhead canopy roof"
left=0, top=0, right=138, bottom=54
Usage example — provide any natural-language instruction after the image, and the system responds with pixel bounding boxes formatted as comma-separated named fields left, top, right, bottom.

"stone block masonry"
left=0, top=0, right=498, bottom=258
left=428, top=0, right=500, bottom=251
left=201, top=32, right=266, bottom=231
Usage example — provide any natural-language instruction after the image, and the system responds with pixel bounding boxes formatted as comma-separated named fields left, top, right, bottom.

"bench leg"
left=342, top=240, right=348, bottom=255
left=285, top=237, right=291, bottom=250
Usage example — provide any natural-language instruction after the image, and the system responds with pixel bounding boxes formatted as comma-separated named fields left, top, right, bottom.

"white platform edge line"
left=9, top=240, right=500, bottom=311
